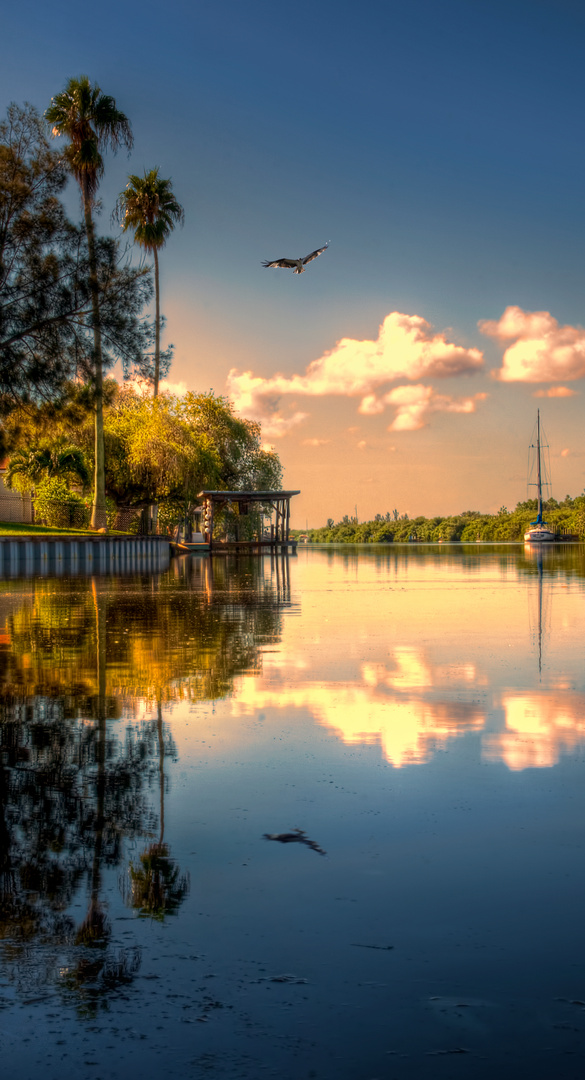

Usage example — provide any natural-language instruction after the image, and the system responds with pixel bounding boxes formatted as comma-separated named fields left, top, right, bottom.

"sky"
left=3, top=0, right=585, bottom=526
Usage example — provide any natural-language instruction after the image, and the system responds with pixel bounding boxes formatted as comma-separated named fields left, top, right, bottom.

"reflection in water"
left=483, top=691, right=585, bottom=770
left=1, top=546, right=585, bottom=1076
left=124, top=701, right=190, bottom=920
left=234, top=648, right=485, bottom=766
left=0, top=555, right=291, bottom=1006
left=227, top=546, right=585, bottom=771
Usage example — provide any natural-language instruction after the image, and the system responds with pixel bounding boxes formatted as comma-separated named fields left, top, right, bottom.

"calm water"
left=2, top=544, right=585, bottom=1079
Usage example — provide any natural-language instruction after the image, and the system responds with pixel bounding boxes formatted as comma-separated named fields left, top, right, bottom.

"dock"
left=198, top=490, right=300, bottom=553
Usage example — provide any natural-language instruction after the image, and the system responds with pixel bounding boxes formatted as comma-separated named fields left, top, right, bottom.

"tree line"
left=0, top=79, right=281, bottom=530
left=301, top=495, right=585, bottom=543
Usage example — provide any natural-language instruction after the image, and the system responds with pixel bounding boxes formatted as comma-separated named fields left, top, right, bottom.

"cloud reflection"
left=234, top=647, right=485, bottom=766
left=483, top=692, right=585, bottom=770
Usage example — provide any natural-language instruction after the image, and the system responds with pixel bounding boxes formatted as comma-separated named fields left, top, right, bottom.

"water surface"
left=1, top=545, right=585, bottom=1078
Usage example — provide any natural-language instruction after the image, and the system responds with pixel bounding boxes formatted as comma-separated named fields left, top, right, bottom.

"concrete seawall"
left=0, top=536, right=171, bottom=577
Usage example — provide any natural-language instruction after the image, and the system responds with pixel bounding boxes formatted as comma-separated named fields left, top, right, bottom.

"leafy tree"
left=46, top=77, right=134, bottom=530
left=180, top=391, right=283, bottom=492
left=115, top=169, right=184, bottom=396
left=0, top=101, right=153, bottom=460
left=104, top=389, right=221, bottom=510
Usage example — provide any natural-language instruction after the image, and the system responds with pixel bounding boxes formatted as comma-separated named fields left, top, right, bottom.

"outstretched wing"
left=302, top=242, right=329, bottom=265
left=262, top=258, right=298, bottom=270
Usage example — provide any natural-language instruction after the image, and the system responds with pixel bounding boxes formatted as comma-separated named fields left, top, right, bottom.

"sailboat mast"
left=536, top=408, right=543, bottom=522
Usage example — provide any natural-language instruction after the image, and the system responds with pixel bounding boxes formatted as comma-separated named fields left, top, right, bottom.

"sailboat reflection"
left=525, top=544, right=548, bottom=676
left=483, top=548, right=585, bottom=769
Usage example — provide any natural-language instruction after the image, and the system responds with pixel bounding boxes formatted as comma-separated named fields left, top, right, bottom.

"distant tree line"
left=300, top=495, right=585, bottom=543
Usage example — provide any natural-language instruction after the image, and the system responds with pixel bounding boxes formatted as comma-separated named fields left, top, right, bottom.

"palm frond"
left=114, top=168, right=184, bottom=253
left=46, top=77, right=132, bottom=205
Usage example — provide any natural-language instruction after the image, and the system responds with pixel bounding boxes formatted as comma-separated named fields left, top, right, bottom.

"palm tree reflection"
left=124, top=701, right=189, bottom=920
left=0, top=556, right=288, bottom=1004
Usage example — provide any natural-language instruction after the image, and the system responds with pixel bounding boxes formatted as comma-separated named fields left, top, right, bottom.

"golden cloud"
left=480, top=306, right=585, bottom=383
left=226, top=312, right=484, bottom=435
left=359, top=383, right=488, bottom=432
left=534, top=386, right=578, bottom=397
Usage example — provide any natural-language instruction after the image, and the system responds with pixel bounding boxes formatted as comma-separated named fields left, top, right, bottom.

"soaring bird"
left=262, top=242, right=329, bottom=274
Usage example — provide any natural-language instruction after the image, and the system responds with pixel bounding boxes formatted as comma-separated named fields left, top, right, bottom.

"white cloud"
left=226, top=312, right=484, bottom=434
left=301, top=437, right=330, bottom=446
left=480, top=306, right=585, bottom=383
left=358, top=384, right=488, bottom=431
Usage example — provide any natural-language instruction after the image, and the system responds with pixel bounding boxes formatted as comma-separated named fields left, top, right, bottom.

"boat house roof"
left=198, top=490, right=300, bottom=501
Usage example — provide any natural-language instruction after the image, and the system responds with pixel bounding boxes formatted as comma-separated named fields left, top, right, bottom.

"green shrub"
left=34, top=477, right=90, bottom=529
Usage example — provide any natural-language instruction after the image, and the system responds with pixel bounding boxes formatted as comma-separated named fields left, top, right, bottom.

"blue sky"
left=3, top=0, right=585, bottom=523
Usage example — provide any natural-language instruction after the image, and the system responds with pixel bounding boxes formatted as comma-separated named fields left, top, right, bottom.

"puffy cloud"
left=301, top=437, right=330, bottom=446
left=226, top=312, right=484, bottom=434
left=480, top=306, right=585, bottom=383
left=359, top=384, right=487, bottom=432
left=534, top=386, right=578, bottom=397
left=255, top=410, right=308, bottom=438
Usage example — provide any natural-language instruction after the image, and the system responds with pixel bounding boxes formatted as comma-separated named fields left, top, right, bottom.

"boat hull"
left=524, top=528, right=556, bottom=543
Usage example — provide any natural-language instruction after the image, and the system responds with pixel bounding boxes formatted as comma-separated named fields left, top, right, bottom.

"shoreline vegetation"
left=0, top=93, right=282, bottom=535
left=295, top=495, right=585, bottom=544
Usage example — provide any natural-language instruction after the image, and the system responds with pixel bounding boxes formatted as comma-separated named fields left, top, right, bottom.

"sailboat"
left=524, top=410, right=556, bottom=543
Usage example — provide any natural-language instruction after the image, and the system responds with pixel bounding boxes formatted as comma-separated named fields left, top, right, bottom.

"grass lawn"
left=0, top=522, right=131, bottom=537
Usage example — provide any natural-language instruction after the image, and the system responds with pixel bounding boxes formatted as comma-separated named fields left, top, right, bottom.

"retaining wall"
left=0, top=536, right=171, bottom=577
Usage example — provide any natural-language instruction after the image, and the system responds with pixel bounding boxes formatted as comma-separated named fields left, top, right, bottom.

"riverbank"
left=0, top=521, right=132, bottom=537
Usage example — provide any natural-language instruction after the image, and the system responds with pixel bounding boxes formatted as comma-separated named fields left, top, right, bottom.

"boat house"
left=199, top=490, right=300, bottom=551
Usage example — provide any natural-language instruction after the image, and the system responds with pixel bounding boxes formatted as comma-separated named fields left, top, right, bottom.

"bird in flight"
left=262, top=242, right=329, bottom=274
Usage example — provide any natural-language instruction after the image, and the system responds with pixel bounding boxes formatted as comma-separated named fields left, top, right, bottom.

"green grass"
left=0, top=521, right=130, bottom=536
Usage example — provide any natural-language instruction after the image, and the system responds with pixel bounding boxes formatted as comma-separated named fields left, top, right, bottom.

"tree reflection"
left=124, top=701, right=190, bottom=920
left=0, top=555, right=288, bottom=1003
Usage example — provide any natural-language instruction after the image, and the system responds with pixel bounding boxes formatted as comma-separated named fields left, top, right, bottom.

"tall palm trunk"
left=157, top=699, right=165, bottom=847
left=150, top=248, right=161, bottom=534
left=153, top=247, right=160, bottom=399
left=84, top=203, right=107, bottom=530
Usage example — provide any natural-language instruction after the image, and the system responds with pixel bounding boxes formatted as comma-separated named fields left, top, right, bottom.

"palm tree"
left=45, top=77, right=133, bottom=529
left=115, top=169, right=184, bottom=397
left=5, top=444, right=90, bottom=492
